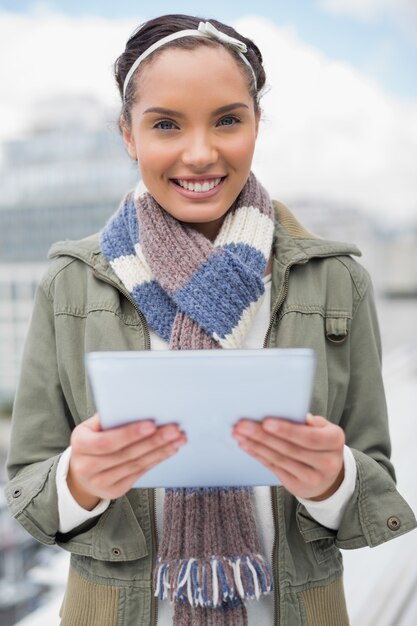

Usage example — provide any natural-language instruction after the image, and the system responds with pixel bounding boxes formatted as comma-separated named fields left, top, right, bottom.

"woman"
left=5, top=13, right=416, bottom=626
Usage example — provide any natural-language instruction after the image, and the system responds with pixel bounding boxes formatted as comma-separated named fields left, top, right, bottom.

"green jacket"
left=5, top=202, right=416, bottom=626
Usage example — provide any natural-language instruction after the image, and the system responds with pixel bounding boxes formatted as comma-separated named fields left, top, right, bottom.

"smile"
left=173, top=177, right=224, bottom=193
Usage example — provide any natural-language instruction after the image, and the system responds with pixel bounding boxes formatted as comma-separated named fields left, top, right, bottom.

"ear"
left=120, top=116, right=138, bottom=160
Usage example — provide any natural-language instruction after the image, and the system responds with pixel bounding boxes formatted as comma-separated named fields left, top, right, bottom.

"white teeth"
left=176, top=178, right=222, bottom=192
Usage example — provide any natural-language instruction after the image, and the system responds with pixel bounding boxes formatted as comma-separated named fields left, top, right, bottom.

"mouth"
left=171, top=176, right=226, bottom=193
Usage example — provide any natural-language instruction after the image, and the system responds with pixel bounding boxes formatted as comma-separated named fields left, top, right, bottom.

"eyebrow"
left=143, top=102, right=250, bottom=117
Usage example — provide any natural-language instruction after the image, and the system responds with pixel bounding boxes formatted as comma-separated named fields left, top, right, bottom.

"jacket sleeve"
left=297, top=271, right=417, bottom=548
left=5, top=278, right=73, bottom=544
left=4, top=275, right=148, bottom=562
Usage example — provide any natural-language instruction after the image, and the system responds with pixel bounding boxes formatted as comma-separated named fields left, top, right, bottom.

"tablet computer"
left=85, top=348, right=316, bottom=488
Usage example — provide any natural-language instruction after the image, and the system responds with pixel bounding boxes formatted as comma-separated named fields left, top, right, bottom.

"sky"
left=0, top=0, right=416, bottom=224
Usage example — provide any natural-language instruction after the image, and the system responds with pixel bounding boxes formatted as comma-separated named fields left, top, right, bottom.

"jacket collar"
left=272, top=201, right=361, bottom=263
left=48, top=232, right=128, bottom=293
left=267, top=201, right=360, bottom=308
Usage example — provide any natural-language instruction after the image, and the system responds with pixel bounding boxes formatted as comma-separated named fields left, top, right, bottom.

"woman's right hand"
left=67, top=413, right=186, bottom=510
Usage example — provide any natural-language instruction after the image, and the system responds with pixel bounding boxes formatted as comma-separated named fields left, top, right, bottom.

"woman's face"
left=122, top=45, right=260, bottom=240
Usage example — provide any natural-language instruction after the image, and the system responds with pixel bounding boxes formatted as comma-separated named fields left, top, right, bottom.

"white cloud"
left=236, top=16, right=417, bottom=223
left=0, top=11, right=416, bottom=224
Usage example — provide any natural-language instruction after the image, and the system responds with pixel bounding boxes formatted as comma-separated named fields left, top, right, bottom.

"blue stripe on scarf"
left=157, top=563, right=168, bottom=600
left=173, top=249, right=265, bottom=339
left=132, top=281, right=176, bottom=342
left=177, top=560, right=189, bottom=603
left=242, top=558, right=255, bottom=597
left=216, top=559, right=232, bottom=599
left=100, top=196, right=139, bottom=261
left=222, top=243, right=267, bottom=274
left=191, top=561, right=199, bottom=602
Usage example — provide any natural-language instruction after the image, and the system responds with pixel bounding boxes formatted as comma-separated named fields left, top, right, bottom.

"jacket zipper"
left=263, top=271, right=289, bottom=626
left=263, top=261, right=301, bottom=350
left=92, top=268, right=158, bottom=625
left=271, top=488, right=280, bottom=626
left=150, top=488, right=158, bottom=626
left=263, top=258, right=308, bottom=626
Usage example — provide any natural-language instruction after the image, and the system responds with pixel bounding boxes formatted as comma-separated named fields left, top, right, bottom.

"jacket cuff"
left=296, top=448, right=417, bottom=548
left=4, top=456, right=61, bottom=545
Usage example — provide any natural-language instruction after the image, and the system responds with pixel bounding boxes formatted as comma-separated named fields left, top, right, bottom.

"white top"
left=56, top=275, right=357, bottom=625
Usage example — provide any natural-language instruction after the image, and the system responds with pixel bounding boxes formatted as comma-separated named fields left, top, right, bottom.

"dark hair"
left=114, top=14, right=267, bottom=127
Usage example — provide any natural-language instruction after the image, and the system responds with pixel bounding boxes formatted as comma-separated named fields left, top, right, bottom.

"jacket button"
left=111, top=547, right=122, bottom=557
left=12, top=488, right=22, bottom=498
left=387, top=516, right=401, bottom=531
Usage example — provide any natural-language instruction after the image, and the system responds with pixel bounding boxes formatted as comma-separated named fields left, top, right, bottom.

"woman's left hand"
left=232, top=414, right=345, bottom=501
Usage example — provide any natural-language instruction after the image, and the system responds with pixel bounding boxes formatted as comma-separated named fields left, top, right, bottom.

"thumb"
left=83, top=413, right=102, bottom=432
left=306, top=413, right=328, bottom=428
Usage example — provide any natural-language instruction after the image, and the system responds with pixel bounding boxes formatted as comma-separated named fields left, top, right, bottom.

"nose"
left=181, top=130, right=218, bottom=169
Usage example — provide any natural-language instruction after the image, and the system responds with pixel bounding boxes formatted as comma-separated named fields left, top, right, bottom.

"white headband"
left=122, top=21, right=257, bottom=101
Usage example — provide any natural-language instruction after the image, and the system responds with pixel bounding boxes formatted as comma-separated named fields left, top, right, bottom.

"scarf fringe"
left=154, top=554, right=273, bottom=608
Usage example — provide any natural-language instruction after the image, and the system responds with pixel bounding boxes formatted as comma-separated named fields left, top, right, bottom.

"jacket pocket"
left=311, top=537, right=340, bottom=565
left=57, top=495, right=148, bottom=562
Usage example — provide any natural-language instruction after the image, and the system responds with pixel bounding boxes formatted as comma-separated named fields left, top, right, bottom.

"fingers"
left=71, top=416, right=159, bottom=456
left=108, top=425, right=186, bottom=469
left=237, top=433, right=314, bottom=477
left=100, top=444, right=180, bottom=500
left=306, top=413, right=329, bottom=428
left=72, top=424, right=186, bottom=475
left=232, top=415, right=345, bottom=499
left=263, top=416, right=345, bottom=452
left=91, top=437, right=185, bottom=492
left=233, top=418, right=344, bottom=464
left=68, top=415, right=187, bottom=502
left=236, top=431, right=340, bottom=477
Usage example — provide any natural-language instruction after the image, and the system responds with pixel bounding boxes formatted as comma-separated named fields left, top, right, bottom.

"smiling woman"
left=117, top=18, right=263, bottom=240
left=5, top=12, right=416, bottom=626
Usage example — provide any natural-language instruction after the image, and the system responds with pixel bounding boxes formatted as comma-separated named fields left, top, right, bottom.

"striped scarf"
left=100, top=172, right=275, bottom=625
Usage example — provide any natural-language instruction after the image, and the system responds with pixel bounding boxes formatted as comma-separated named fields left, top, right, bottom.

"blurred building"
left=0, top=96, right=138, bottom=262
left=375, top=228, right=417, bottom=297
left=0, top=264, right=45, bottom=404
left=0, top=97, right=138, bottom=404
left=289, top=199, right=417, bottom=297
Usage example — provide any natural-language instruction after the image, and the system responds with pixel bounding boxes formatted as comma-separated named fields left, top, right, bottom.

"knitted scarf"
left=100, top=172, right=275, bottom=625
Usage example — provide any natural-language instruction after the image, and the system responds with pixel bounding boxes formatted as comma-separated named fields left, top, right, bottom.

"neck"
left=186, top=215, right=226, bottom=241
